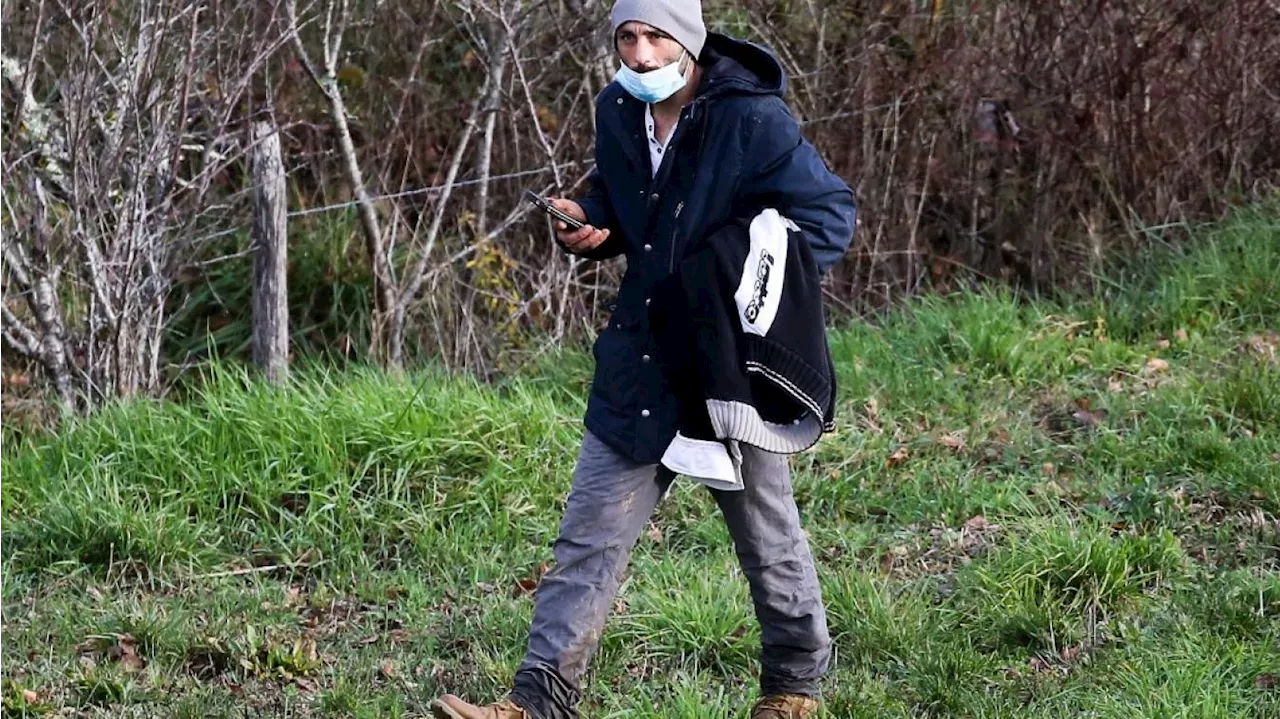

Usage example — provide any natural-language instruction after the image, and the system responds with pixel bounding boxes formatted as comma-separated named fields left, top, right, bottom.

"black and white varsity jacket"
left=648, top=208, right=837, bottom=490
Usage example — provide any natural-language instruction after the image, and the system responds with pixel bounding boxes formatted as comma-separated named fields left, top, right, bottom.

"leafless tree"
left=284, top=0, right=399, bottom=362
left=2, top=0, right=289, bottom=409
left=284, top=0, right=594, bottom=368
left=5, top=0, right=1276, bottom=409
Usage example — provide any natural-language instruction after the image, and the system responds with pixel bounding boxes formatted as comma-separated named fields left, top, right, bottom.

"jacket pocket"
left=589, top=312, right=644, bottom=413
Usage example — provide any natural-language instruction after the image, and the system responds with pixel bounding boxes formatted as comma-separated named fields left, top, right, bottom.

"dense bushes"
left=191, top=0, right=1280, bottom=363
left=4, top=0, right=1278, bottom=391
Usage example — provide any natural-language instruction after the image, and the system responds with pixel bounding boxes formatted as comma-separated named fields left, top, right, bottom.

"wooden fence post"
left=251, top=120, right=288, bottom=383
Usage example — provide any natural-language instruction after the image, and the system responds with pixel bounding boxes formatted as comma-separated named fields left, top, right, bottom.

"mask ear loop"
left=677, top=49, right=692, bottom=78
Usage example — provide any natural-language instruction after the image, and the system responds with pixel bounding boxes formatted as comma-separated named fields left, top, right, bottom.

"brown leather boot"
left=430, top=695, right=529, bottom=719
left=750, top=693, right=821, bottom=719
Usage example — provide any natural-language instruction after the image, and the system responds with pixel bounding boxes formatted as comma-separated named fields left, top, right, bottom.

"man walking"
left=432, top=2, right=855, bottom=717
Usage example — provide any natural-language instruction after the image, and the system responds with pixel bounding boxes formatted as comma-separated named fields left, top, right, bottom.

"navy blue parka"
left=566, top=32, right=856, bottom=464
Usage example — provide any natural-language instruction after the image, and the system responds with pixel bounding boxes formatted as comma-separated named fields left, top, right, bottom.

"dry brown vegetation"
left=3, top=0, right=1278, bottom=403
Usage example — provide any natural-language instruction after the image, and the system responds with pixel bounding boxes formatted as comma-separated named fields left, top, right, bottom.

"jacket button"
left=650, top=193, right=660, bottom=202
left=642, top=354, right=651, bottom=363
left=617, top=97, right=624, bottom=104
left=641, top=409, right=651, bottom=418
left=644, top=244, right=652, bottom=252
left=645, top=298, right=651, bottom=306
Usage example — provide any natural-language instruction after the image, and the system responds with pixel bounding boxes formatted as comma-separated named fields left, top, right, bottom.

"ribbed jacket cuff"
left=705, top=399, right=822, bottom=453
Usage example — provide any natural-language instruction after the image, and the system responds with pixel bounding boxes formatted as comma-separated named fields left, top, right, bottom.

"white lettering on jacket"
left=735, top=209, right=794, bottom=337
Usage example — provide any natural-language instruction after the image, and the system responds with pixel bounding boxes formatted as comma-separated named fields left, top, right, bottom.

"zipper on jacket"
left=654, top=102, right=697, bottom=274
left=669, top=201, right=685, bottom=273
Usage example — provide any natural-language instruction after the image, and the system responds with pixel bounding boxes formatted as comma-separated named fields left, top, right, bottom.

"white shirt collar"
left=644, top=104, right=678, bottom=177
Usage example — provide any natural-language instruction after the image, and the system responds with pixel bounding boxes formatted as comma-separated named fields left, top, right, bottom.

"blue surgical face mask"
left=615, top=53, right=689, bottom=104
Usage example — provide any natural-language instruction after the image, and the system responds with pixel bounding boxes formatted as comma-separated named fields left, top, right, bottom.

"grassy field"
left=2, top=206, right=1278, bottom=717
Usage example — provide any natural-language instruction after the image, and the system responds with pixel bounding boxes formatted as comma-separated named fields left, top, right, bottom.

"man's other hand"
left=550, top=199, right=611, bottom=254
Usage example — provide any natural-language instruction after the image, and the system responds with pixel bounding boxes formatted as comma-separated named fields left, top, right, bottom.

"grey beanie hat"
left=610, top=0, right=707, bottom=59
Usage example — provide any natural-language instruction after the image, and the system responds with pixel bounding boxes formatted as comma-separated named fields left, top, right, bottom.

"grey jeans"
left=509, top=431, right=830, bottom=719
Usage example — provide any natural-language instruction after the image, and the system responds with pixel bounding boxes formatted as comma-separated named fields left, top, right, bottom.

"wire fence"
left=181, top=96, right=927, bottom=250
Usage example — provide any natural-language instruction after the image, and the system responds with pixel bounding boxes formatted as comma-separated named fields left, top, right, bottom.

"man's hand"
left=550, top=198, right=611, bottom=254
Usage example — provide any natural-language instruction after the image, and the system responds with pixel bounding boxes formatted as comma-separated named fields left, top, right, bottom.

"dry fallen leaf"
left=1042, top=463, right=1057, bottom=477
left=1245, top=334, right=1278, bottom=361
left=864, top=397, right=881, bottom=421
left=861, top=397, right=884, bottom=433
left=964, top=515, right=989, bottom=532
left=646, top=523, right=663, bottom=544
left=380, top=660, right=397, bottom=679
left=109, top=634, right=146, bottom=673
left=21, top=689, right=39, bottom=704
left=886, top=446, right=909, bottom=467
left=513, top=561, right=550, bottom=597
left=294, top=547, right=320, bottom=566
left=939, top=432, right=966, bottom=451
left=1145, top=357, right=1170, bottom=374
left=878, top=552, right=896, bottom=575
left=1155, top=338, right=1171, bottom=350
left=1060, top=643, right=1084, bottom=662
left=1072, top=408, right=1106, bottom=428
left=1256, top=673, right=1278, bottom=691
left=1107, top=380, right=1125, bottom=392
left=1174, top=328, right=1189, bottom=342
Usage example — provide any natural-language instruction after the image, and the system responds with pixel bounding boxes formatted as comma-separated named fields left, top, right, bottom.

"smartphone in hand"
left=525, top=190, right=586, bottom=231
